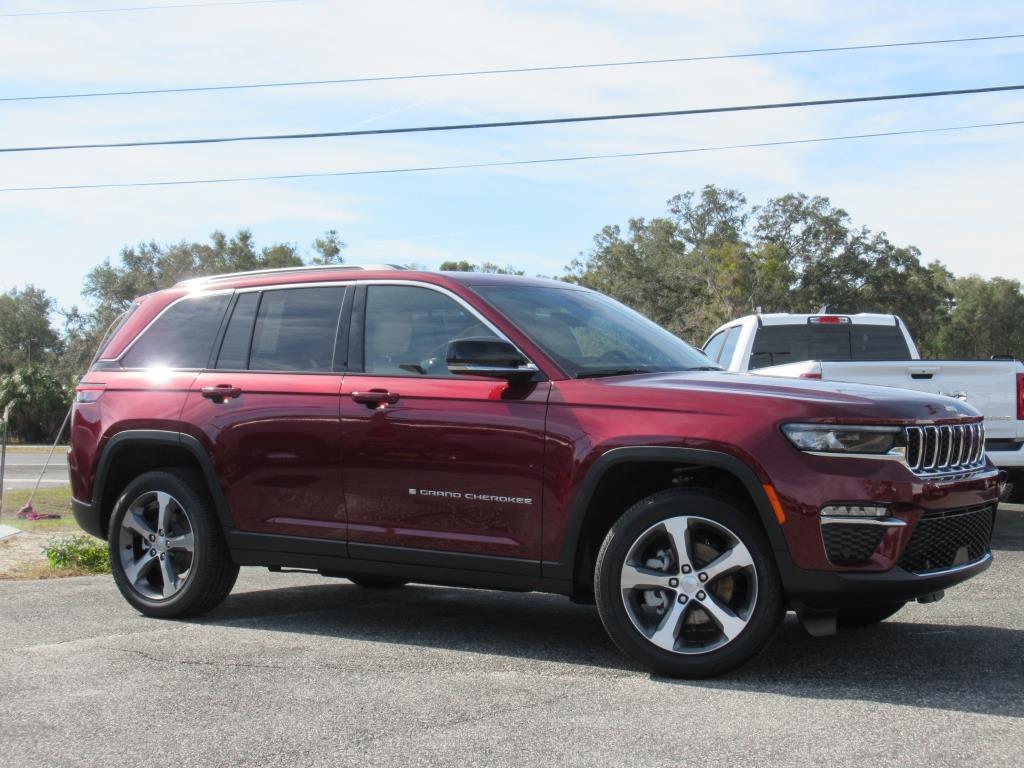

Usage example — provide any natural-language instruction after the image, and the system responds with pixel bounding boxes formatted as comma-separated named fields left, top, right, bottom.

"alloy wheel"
left=117, top=491, right=196, bottom=600
left=619, top=514, right=758, bottom=654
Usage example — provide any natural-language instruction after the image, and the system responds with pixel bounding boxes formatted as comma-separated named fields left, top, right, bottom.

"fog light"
left=820, top=504, right=890, bottom=518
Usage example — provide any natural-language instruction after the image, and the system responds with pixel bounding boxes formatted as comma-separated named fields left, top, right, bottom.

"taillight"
left=799, top=372, right=822, bottom=380
left=74, top=383, right=106, bottom=403
left=1017, top=373, right=1024, bottom=420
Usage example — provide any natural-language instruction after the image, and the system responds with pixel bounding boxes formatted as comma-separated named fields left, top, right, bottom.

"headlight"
left=781, top=424, right=902, bottom=455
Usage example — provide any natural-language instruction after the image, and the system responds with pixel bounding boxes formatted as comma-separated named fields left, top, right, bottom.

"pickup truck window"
left=749, top=324, right=910, bottom=369
left=476, top=285, right=712, bottom=377
left=718, top=327, right=741, bottom=367
left=703, top=330, right=727, bottom=362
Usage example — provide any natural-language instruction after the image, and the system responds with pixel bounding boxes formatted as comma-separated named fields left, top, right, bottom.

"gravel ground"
left=0, top=507, right=1021, bottom=768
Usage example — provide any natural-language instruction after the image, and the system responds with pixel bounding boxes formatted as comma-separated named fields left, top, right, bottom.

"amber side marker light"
left=763, top=484, right=786, bottom=524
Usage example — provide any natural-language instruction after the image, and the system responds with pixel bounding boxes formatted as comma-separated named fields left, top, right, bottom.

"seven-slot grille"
left=904, top=423, right=985, bottom=475
left=898, top=504, right=995, bottom=574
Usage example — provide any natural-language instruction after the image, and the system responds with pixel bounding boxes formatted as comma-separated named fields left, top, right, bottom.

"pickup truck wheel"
left=348, top=576, right=407, bottom=589
left=836, top=602, right=906, bottom=628
left=595, top=488, right=783, bottom=678
left=108, top=470, right=239, bottom=619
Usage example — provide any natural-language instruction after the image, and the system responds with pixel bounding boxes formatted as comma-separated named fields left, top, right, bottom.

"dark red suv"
left=69, top=265, right=1000, bottom=676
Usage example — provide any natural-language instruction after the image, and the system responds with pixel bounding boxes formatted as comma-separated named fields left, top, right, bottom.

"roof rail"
left=175, top=263, right=406, bottom=287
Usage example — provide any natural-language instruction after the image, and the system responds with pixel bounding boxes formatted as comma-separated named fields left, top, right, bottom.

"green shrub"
left=42, top=534, right=110, bottom=573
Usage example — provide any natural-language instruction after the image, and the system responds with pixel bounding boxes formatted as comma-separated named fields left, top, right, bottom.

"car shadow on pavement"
left=191, top=579, right=1023, bottom=719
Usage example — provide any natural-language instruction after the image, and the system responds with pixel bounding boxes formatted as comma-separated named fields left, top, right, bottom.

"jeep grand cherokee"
left=69, top=265, right=1000, bottom=677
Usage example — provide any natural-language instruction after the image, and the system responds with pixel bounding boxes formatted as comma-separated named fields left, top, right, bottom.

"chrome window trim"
left=113, top=278, right=542, bottom=378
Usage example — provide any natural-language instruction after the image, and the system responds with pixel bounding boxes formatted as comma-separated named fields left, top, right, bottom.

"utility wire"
left=5, top=33, right=1023, bottom=103
left=2, top=83, right=1022, bottom=154
left=0, top=0, right=300, bottom=17
left=3, top=120, right=1020, bottom=193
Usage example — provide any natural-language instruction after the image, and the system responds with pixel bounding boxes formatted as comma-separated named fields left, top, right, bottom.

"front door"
left=340, top=283, right=549, bottom=566
left=181, top=284, right=351, bottom=539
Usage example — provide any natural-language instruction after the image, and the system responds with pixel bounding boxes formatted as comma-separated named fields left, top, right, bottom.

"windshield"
left=474, top=285, right=716, bottom=377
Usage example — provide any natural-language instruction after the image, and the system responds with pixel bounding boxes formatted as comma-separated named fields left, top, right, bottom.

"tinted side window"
left=748, top=325, right=851, bottom=370
left=215, top=292, right=259, bottom=370
left=702, top=330, right=726, bottom=362
left=364, top=286, right=496, bottom=376
left=851, top=325, right=911, bottom=360
left=249, top=287, right=345, bottom=371
left=718, top=327, right=741, bottom=368
left=122, top=293, right=230, bottom=369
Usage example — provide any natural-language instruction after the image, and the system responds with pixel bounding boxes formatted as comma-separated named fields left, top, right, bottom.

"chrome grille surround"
left=904, top=422, right=986, bottom=476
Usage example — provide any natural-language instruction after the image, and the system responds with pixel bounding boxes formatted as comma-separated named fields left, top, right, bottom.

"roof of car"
left=174, top=265, right=570, bottom=292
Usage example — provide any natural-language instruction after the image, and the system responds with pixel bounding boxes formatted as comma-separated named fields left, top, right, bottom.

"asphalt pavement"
left=1, top=507, right=1022, bottom=768
left=0, top=450, right=69, bottom=488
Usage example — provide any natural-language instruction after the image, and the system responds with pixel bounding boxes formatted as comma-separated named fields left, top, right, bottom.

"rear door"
left=339, top=282, right=549, bottom=567
left=180, top=284, right=351, bottom=539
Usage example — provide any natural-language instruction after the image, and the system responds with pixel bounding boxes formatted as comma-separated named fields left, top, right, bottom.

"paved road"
left=0, top=450, right=69, bottom=488
left=1, top=509, right=1022, bottom=768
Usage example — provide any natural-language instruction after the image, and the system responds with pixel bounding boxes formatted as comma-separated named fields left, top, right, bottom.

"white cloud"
left=2, top=0, right=1023, bottom=310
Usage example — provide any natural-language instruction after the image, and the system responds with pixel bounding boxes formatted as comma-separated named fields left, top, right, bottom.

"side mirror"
left=446, top=337, right=538, bottom=380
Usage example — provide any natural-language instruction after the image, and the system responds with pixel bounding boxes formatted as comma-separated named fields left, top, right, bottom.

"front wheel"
left=108, top=469, right=239, bottom=618
left=595, top=489, right=783, bottom=678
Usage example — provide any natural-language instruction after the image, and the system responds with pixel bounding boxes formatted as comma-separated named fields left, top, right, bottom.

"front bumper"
left=777, top=550, right=992, bottom=609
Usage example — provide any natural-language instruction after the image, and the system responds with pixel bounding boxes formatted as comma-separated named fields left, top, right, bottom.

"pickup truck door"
left=339, top=283, right=549, bottom=567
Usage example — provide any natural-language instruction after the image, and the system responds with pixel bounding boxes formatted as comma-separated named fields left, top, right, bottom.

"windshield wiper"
left=682, top=365, right=723, bottom=371
left=576, top=368, right=656, bottom=379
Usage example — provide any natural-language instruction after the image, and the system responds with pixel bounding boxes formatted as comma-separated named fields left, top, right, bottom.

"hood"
left=567, top=370, right=981, bottom=424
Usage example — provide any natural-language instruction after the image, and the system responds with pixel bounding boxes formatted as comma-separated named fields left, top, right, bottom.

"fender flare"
left=91, top=429, right=234, bottom=535
left=546, top=446, right=788, bottom=581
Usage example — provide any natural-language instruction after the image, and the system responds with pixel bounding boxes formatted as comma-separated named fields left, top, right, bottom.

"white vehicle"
left=703, top=312, right=1024, bottom=496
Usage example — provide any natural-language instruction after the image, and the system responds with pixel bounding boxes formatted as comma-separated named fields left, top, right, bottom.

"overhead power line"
left=3, top=120, right=1020, bottom=193
left=0, top=0, right=300, bottom=17
left=5, top=33, right=1023, bottom=103
left=2, top=83, right=1022, bottom=155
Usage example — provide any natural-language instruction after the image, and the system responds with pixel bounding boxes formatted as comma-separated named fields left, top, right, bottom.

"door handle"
left=351, top=389, right=400, bottom=409
left=201, top=384, right=242, bottom=402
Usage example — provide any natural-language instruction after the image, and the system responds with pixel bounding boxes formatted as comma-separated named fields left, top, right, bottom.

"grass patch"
left=0, top=486, right=79, bottom=533
left=42, top=534, right=110, bottom=574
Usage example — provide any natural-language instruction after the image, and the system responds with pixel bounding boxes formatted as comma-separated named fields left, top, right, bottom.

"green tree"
left=931, top=276, right=1024, bottom=359
left=0, top=285, right=61, bottom=373
left=571, top=185, right=958, bottom=347
left=311, top=229, right=346, bottom=265
left=0, top=365, right=72, bottom=442
left=439, top=260, right=524, bottom=275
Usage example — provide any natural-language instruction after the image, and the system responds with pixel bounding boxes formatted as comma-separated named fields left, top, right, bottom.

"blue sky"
left=2, top=0, right=1023, bottom=312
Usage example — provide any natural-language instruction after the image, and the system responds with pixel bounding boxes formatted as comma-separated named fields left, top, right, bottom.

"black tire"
left=837, top=602, right=906, bottom=628
left=108, top=469, right=239, bottom=618
left=594, top=488, right=784, bottom=678
left=348, top=576, right=408, bottom=589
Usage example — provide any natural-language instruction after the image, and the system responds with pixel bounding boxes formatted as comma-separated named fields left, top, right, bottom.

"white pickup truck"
left=703, top=312, right=1024, bottom=496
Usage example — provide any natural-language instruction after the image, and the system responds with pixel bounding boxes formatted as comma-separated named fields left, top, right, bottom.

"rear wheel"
left=108, top=470, right=238, bottom=618
left=595, top=488, right=783, bottom=678
left=837, top=602, right=905, bottom=628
